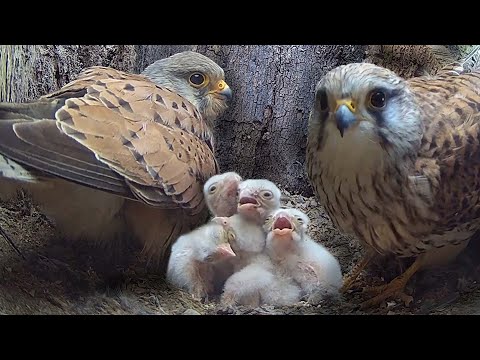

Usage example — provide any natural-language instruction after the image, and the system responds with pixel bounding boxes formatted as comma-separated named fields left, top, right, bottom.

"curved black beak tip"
left=335, top=104, right=356, bottom=138
left=220, top=86, right=233, bottom=101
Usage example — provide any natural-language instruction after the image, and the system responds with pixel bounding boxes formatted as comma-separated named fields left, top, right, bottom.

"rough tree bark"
left=0, top=45, right=136, bottom=102
left=0, top=45, right=366, bottom=195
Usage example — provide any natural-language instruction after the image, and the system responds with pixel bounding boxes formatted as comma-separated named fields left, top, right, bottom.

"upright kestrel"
left=0, top=51, right=232, bottom=266
left=306, top=62, right=480, bottom=307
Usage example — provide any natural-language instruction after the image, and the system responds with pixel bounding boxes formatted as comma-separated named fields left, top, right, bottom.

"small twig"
left=0, top=224, right=26, bottom=260
left=150, top=295, right=167, bottom=315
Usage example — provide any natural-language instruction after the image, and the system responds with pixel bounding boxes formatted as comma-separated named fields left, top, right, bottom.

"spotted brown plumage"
left=0, top=51, right=232, bottom=266
left=365, top=45, right=480, bottom=78
left=306, top=62, right=480, bottom=307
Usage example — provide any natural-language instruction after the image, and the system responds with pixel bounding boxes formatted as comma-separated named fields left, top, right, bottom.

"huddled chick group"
left=166, top=172, right=343, bottom=307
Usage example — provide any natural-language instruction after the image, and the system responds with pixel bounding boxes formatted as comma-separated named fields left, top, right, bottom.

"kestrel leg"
left=340, top=249, right=375, bottom=293
left=360, top=255, right=424, bottom=309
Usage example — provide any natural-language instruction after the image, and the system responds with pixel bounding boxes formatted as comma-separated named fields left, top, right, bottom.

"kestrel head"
left=237, top=179, right=282, bottom=224
left=309, top=63, right=423, bottom=170
left=197, top=221, right=236, bottom=263
left=264, top=208, right=310, bottom=255
left=203, top=171, right=243, bottom=217
left=142, top=51, right=232, bottom=125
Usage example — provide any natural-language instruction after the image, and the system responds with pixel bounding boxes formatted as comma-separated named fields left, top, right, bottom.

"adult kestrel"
left=0, top=51, right=232, bottom=267
left=306, top=62, right=480, bottom=307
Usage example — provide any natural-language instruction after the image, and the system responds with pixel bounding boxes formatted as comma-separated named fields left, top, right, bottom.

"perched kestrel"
left=306, top=62, right=480, bottom=307
left=0, top=51, right=232, bottom=266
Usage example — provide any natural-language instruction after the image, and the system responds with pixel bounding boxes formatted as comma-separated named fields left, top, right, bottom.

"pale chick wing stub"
left=0, top=66, right=219, bottom=215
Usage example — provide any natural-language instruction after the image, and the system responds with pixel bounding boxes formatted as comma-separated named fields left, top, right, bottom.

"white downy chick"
left=214, top=192, right=301, bottom=308
left=215, top=214, right=301, bottom=307
left=218, top=178, right=283, bottom=266
left=166, top=219, right=236, bottom=301
left=201, top=171, right=243, bottom=289
left=219, top=254, right=301, bottom=307
left=264, top=208, right=343, bottom=305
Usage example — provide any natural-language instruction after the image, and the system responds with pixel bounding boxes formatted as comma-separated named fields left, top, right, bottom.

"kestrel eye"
left=209, top=185, right=217, bottom=193
left=262, top=191, right=273, bottom=199
left=317, top=90, right=329, bottom=111
left=189, top=73, right=206, bottom=87
left=369, top=90, right=386, bottom=109
left=296, top=217, right=304, bottom=224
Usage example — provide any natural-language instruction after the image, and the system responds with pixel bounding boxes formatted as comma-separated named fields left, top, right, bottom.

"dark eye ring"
left=189, top=73, right=206, bottom=87
left=317, top=90, right=329, bottom=112
left=369, top=90, right=386, bottom=109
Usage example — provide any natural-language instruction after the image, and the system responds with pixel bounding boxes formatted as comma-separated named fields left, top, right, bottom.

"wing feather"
left=0, top=66, right=219, bottom=214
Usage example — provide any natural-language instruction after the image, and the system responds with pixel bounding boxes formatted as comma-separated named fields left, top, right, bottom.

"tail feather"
left=0, top=99, right=65, bottom=121
left=0, top=99, right=62, bottom=183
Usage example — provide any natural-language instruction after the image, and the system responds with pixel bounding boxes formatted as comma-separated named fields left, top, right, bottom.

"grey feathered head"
left=142, top=51, right=232, bottom=126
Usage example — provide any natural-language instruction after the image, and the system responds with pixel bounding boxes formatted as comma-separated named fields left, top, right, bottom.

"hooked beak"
left=334, top=99, right=357, bottom=138
left=216, top=243, right=236, bottom=258
left=212, top=80, right=232, bottom=101
left=238, top=196, right=259, bottom=212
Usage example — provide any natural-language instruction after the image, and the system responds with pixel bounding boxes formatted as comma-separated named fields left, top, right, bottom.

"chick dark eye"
left=209, top=185, right=217, bottom=193
left=262, top=191, right=273, bottom=199
left=317, top=90, right=329, bottom=111
left=369, top=90, right=386, bottom=109
left=189, top=73, right=206, bottom=87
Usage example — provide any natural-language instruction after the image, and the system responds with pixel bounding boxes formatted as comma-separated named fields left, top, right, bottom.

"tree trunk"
left=0, top=45, right=136, bottom=102
left=0, top=45, right=366, bottom=195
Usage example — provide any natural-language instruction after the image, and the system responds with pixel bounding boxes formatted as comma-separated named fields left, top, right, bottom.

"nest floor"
left=1, top=190, right=479, bottom=315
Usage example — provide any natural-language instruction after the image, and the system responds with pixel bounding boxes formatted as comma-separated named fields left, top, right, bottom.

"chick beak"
left=272, top=216, right=294, bottom=238
left=215, top=243, right=236, bottom=258
left=214, top=80, right=232, bottom=101
left=334, top=99, right=357, bottom=138
left=238, top=196, right=259, bottom=211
